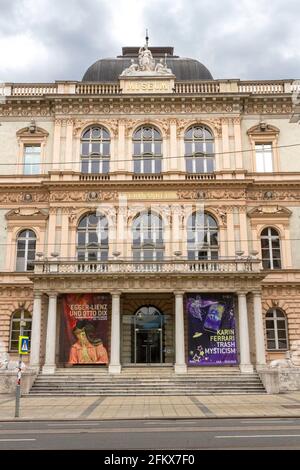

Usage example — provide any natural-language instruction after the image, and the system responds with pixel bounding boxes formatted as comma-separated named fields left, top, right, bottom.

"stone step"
left=28, top=391, right=266, bottom=396
left=31, top=383, right=265, bottom=390
left=32, top=384, right=264, bottom=390
left=35, top=377, right=260, bottom=385
left=37, top=373, right=257, bottom=379
left=30, top=368, right=265, bottom=395
left=34, top=377, right=262, bottom=383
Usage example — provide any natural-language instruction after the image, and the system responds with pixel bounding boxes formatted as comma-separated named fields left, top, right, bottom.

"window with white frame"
left=184, top=125, right=215, bottom=173
left=187, top=212, right=219, bottom=260
left=80, top=126, right=110, bottom=174
left=255, top=143, right=273, bottom=172
left=266, top=309, right=288, bottom=350
left=132, top=211, right=164, bottom=261
left=10, top=309, right=32, bottom=352
left=16, top=229, right=36, bottom=272
left=77, top=212, right=108, bottom=261
left=23, top=145, right=41, bottom=175
left=260, top=227, right=281, bottom=269
left=133, top=126, right=162, bottom=174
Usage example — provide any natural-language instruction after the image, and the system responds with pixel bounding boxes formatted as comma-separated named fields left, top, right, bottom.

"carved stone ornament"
left=5, top=208, right=48, bottom=220
left=177, top=190, right=207, bottom=200
left=84, top=191, right=118, bottom=202
left=176, top=118, right=222, bottom=138
left=0, top=192, right=49, bottom=204
left=73, top=119, right=119, bottom=137
left=49, top=192, right=85, bottom=202
left=120, top=44, right=173, bottom=76
left=248, top=206, right=292, bottom=218
left=215, top=206, right=227, bottom=226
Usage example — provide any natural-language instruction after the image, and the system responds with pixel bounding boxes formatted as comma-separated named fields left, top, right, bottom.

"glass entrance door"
left=135, top=328, right=162, bottom=363
left=132, top=305, right=164, bottom=364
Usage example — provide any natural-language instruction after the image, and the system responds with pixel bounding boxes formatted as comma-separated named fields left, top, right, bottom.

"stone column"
left=60, top=208, right=69, bottom=258
left=221, top=118, right=230, bottom=169
left=174, top=292, right=187, bottom=374
left=42, top=293, right=58, bottom=375
left=65, top=119, right=74, bottom=171
left=238, top=292, right=253, bottom=373
left=169, top=119, right=179, bottom=171
left=109, top=292, right=121, bottom=374
left=117, top=120, right=126, bottom=172
left=233, top=117, right=243, bottom=169
left=239, top=206, right=248, bottom=256
left=29, top=293, right=42, bottom=369
left=52, top=119, right=61, bottom=170
left=47, top=208, right=56, bottom=256
left=253, top=291, right=266, bottom=367
left=227, top=207, right=235, bottom=257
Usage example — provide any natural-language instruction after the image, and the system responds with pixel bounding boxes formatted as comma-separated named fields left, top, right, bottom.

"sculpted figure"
left=120, top=59, right=139, bottom=76
left=138, top=45, right=155, bottom=71
left=155, top=58, right=172, bottom=75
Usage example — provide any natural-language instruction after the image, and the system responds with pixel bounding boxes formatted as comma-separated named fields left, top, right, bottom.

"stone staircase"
left=28, top=366, right=266, bottom=396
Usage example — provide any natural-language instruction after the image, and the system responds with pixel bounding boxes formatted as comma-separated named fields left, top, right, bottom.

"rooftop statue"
left=120, top=42, right=173, bottom=77
left=138, top=44, right=155, bottom=72
left=155, top=58, right=173, bottom=75
left=120, top=59, right=139, bottom=76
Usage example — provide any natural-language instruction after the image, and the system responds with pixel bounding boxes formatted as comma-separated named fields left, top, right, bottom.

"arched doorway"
left=132, top=306, right=165, bottom=364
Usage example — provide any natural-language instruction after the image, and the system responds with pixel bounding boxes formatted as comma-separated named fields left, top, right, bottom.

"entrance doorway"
left=132, top=306, right=164, bottom=364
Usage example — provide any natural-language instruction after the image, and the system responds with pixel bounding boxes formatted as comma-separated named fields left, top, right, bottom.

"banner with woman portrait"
left=60, top=293, right=110, bottom=365
left=186, top=293, right=238, bottom=366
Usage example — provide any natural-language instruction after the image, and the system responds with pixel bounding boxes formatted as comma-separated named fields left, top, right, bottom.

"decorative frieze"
left=0, top=96, right=293, bottom=118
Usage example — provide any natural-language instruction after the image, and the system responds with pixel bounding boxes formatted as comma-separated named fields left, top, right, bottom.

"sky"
left=0, top=0, right=299, bottom=83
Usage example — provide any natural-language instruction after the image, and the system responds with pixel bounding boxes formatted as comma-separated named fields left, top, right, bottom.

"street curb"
left=0, top=414, right=300, bottom=422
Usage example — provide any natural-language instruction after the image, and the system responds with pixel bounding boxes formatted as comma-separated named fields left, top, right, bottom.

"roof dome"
left=82, top=46, right=213, bottom=82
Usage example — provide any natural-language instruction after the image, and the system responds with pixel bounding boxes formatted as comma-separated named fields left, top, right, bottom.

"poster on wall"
left=60, top=294, right=110, bottom=365
left=186, top=293, right=238, bottom=366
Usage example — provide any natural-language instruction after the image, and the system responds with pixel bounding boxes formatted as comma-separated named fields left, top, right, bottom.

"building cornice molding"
left=2, top=181, right=300, bottom=204
left=27, top=271, right=266, bottom=294
left=0, top=94, right=293, bottom=117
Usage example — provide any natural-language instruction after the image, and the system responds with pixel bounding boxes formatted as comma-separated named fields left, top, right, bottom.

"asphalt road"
left=0, top=418, right=300, bottom=450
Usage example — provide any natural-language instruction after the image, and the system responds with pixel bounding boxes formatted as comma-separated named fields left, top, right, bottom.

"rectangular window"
left=255, top=143, right=273, bottom=172
left=23, top=145, right=41, bottom=175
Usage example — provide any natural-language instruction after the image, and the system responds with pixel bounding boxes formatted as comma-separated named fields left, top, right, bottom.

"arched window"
left=133, top=126, right=162, bottom=174
left=77, top=213, right=108, bottom=261
left=187, top=212, right=219, bottom=260
left=266, top=309, right=288, bottom=350
left=260, top=227, right=281, bottom=269
left=184, top=125, right=215, bottom=173
left=80, top=126, right=110, bottom=174
left=132, top=211, right=164, bottom=260
left=10, top=309, right=32, bottom=352
left=16, top=229, right=36, bottom=272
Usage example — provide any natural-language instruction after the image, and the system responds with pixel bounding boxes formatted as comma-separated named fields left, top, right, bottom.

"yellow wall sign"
left=18, top=336, right=29, bottom=355
left=120, top=77, right=175, bottom=94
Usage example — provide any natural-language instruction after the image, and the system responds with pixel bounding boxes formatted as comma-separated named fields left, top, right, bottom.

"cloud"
left=0, top=0, right=299, bottom=82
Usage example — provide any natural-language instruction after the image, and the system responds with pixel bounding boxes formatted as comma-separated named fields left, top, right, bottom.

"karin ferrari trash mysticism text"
left=186, top=293, right=238, bottom=366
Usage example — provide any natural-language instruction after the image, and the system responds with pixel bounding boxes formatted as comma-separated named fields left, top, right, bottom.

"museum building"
left=0, top=40, right=300, bottom=392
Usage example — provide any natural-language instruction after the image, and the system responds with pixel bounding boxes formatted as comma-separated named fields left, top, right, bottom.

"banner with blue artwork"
left=186, top=293, right=238, bottom=366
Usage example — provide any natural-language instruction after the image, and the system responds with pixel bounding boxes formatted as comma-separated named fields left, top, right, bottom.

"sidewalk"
left=1, top=392, right=300, bottom=420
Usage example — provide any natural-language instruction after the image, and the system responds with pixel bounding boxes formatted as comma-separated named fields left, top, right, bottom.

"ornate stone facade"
left=0, top=43, right=300, bottom=386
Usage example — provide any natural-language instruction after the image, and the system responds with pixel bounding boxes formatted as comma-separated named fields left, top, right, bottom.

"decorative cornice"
left=16, top=126, right=49, bottom=138
left=28, top=271, right=265, bottom=294
left=0, top=95, right=293, bottom=118
left=5, top=208, right=48, bottom=221
left=248, top=205, right=292, bottom=218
